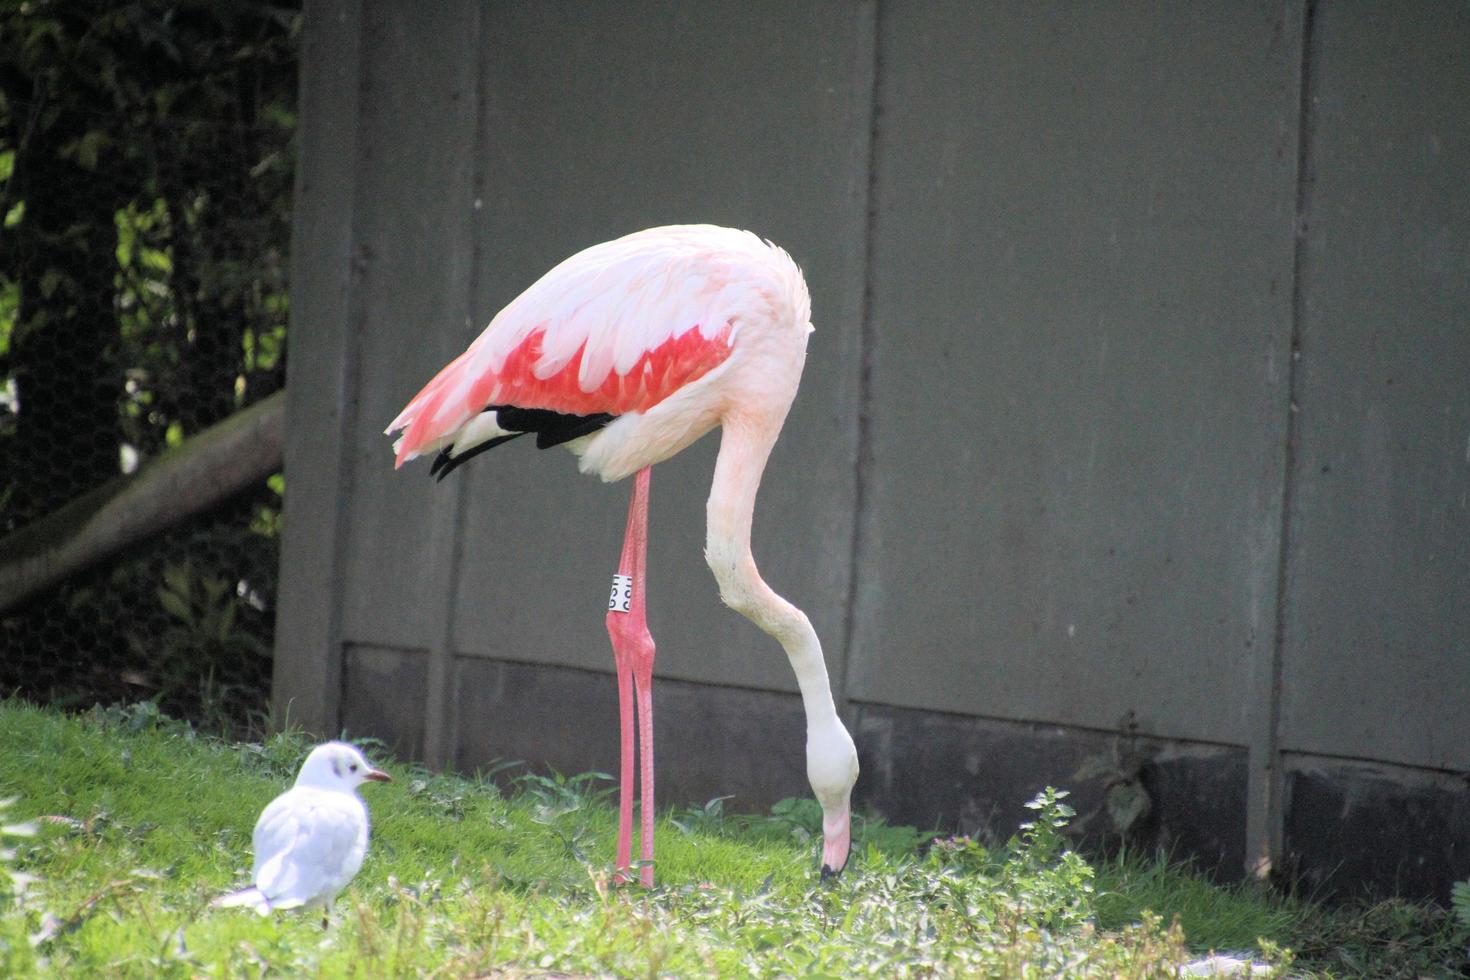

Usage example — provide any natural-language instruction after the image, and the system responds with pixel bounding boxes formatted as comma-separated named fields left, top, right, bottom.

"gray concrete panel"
left=452, top=657, right=811, bottom=813
left=272, top=0, right=364, bottom=734
left=851, top=1, right=1303, bottom=744
left=1278, top=2, right=1470, bottom=769
left=445, top=1, right=873, bottom=693
left=340, top=644, right=429, bottom=761
left=336, top=3, right=480, bottom=655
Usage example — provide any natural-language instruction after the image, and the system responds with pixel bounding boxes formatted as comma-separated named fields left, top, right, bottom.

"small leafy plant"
left=0, top=796, right=38, bottom=974
left=124, top=560, right=271, bottom=731
left=1073, top=712, right=1154, bottom=840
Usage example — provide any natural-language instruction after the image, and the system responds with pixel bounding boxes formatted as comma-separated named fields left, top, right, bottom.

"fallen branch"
left=0, top=389, right=285, bottom=614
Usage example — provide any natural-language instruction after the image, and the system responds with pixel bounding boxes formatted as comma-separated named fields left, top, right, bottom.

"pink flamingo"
left=387, top=225, right=859, bottom=885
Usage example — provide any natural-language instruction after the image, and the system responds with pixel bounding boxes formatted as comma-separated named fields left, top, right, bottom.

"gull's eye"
left=349, top=764, right=358, bottom=772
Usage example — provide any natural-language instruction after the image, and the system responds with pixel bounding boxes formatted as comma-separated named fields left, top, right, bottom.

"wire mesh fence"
left=0, top=2, right=298, bottom=735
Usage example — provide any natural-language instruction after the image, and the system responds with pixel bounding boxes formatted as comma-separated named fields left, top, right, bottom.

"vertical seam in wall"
left=837, top=0, right=883, bottom=723
left=1261, top=0, right=1319, bottom=877
left=327, top=0, right=372, bottom=736
left=424, top=0, right=484, bottom=771
left=445, top=0, right=490, bottom=768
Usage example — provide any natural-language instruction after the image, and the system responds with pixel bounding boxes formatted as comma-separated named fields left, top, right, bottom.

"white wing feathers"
left=214, top=787, right=369, bottom=914
left=426, top=226, right=801, bottom=423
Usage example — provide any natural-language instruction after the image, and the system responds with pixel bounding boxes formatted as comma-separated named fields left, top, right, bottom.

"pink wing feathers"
left=388, top=226, right=793, bottom=467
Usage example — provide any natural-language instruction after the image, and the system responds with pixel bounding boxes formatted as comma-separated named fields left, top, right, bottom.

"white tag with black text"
left=608, top=574, right=633, bottom=613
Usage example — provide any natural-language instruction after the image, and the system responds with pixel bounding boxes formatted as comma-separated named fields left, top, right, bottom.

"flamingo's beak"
left=363, top=768, right=392, bottom=783
left=820, top=806, right=851, bottom=880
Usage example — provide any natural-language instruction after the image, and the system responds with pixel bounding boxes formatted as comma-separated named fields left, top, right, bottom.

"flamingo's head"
left=808, top=718, right=860, bottom=879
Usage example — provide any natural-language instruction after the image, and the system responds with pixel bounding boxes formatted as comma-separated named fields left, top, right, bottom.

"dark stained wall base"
left=851, top=702, right=1248, bottom=881
left=450, top=656, right=812, bottom=813
left=338, top=648, right=1248, bottom=876
left=1283, top=757, right=1470, bottom=905
left=335, top=649, right=1470, bottom=900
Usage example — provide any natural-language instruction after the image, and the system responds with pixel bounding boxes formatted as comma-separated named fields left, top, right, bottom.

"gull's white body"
left=388, top=224, right=860, bottom=877
left=213, top=742, right=387, bottom=917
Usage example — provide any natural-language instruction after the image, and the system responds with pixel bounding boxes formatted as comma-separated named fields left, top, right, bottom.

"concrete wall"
left=275, top=0, right=1470, bottom=900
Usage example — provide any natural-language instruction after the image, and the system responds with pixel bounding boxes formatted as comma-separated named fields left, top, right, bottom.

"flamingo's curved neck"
left=704, top=416, right=858, bottom=870
left=704, top=418, right=842, bottom=731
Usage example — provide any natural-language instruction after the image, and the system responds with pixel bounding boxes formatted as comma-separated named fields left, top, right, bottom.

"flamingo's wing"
left=387, top=226, right=787, bottom=467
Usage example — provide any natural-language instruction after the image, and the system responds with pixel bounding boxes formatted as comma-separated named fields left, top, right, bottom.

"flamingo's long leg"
left=605, top=467, right=655, bottom=886
left=634, top=657, right=656, bottom=887
left=613, top=652, right=635, bottom=878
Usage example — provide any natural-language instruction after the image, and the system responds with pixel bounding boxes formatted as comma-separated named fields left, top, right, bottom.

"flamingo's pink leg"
left=613, top=649, right=635, bottom=879
left=634, top=655, right=656, bottom=887
left=605, top=467, right=655, bottom=886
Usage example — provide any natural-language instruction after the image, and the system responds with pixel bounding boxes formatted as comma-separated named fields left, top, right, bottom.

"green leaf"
left=201, top=576, right=228, bottom=605
left=1451, top=880, right=1470, bottom=929
left=63, top=130, right=111, bottom=171
left=1105, top=781, right=1151, bottom=835
left=1073, top=753, right=1120, bottom=783
left=161, top=563, right=192, bottom=601
left=0, top=278, right=17, bottom=356
left=39, top=268, right=64, bottom=298
left=217, top=600, right=237, bottom=646
left=139, top=246, right=172, bottom=274
left=156, top=586, right=192, bottom=624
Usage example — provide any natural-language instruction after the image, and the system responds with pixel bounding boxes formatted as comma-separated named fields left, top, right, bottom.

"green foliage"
left=0, top=703, right=1268, bottom=976
left=0, top=795, right=37, bottom=902
left=122, top=561, right=271, bottom=731
left=3, top=701, right=1461, bottom=976
left=0, top=795, right=40, bottom=973
left=0, top=0, right=297, bottom=734
left=1453, top=879, right=1470, bottom=933
left=1288, top=895, right=1461, bottom=979
left=1094, top=847, right=1304, bottom=956
left=1, top=0, right=297, bottom=456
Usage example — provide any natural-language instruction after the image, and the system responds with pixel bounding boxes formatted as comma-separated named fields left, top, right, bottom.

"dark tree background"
left=0, top=0, right=298, bottom=731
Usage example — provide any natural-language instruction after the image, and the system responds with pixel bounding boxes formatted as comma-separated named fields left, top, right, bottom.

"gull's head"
left=295, top=741, right=391, bottom=792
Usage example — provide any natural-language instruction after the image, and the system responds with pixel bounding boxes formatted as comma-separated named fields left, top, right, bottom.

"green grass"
left=0, top=701, right=1458, bottom=977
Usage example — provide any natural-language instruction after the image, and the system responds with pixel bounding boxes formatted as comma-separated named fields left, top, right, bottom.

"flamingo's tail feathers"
left=212, top=887, right=274, bottom=915
left=387, top=348, right=484, bottom=465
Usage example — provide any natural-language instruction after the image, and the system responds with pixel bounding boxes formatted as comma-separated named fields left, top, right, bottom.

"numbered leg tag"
left=608, top=574, right=633, bottom=613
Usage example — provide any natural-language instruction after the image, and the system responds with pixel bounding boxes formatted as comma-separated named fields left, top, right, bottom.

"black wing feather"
left=428, top=406, right=616, bottom=480
left=431, top=432, right=525, bottom=481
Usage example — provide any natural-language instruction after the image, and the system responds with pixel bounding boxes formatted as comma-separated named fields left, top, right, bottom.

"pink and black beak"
left=820, top=807, right=852, bottom=882
left=363, top=767, right=392, bottom=784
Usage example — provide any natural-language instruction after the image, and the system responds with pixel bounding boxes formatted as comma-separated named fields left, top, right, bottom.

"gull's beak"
left=363, top=768, right=391, bottom=783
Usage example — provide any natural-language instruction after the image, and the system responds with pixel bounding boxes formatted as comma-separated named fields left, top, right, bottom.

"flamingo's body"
left=388, top=225, right=859, bottom=883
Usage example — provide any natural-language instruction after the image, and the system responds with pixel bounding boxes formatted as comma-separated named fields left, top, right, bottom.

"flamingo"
left=386, top=224, right=859, bottom=885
